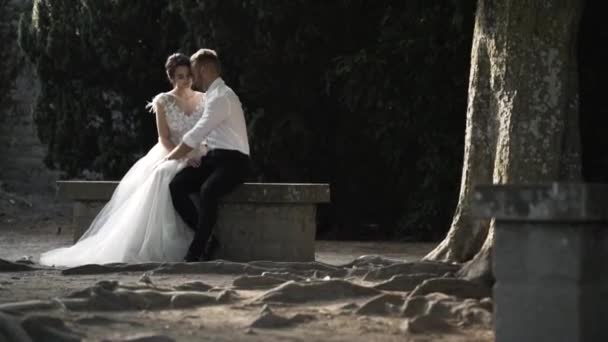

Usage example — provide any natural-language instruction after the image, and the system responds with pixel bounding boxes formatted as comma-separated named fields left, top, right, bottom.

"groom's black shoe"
left=183, top=253, right=202, bottom=263
left=200, top=235, right=220, bottom=261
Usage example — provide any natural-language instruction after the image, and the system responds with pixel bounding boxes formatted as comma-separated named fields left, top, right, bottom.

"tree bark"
left=425, top=0, right=583, bottom=282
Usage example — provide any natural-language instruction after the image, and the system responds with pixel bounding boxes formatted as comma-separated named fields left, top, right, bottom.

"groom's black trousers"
left=169, top=149, right=250, bottom=259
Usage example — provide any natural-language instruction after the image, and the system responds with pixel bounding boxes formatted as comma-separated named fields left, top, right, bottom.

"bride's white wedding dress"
left=40, top=93, right=206, bottom=267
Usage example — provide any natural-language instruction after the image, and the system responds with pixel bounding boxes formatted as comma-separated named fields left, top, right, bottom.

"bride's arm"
left=155, top=103, right=176, bottom=152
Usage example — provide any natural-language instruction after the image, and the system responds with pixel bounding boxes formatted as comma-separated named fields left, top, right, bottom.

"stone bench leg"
left=72, top=201, right=105, bottom=242
left=493, top=221, right=607, bottom=342
left=473, top=183, right=608, bottom=342
left=215, top=203, right=316, bottom=262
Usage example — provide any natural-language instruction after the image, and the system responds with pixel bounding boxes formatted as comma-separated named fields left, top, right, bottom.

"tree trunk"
left=425, top=0, right=583, bottom=282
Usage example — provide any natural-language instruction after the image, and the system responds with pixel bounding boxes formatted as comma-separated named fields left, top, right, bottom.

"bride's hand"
left=187, top=158, right=201, bottom=168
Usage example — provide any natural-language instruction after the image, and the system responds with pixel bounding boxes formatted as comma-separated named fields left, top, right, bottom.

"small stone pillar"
left=473, top=183, right=608, bottom=342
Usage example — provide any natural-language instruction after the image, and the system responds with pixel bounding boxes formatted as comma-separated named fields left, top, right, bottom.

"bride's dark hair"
left=165, top=53, right=191, bottom=81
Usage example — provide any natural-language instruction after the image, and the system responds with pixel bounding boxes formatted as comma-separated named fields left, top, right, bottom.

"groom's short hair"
left=191, top=49, right=221, bottom=75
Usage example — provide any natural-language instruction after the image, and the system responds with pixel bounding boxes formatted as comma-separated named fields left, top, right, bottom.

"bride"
left=40, top=53, right=206, bottom=267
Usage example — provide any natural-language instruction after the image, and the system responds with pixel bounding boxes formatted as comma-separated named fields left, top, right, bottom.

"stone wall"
left=0, top=0, right=57, bottom=193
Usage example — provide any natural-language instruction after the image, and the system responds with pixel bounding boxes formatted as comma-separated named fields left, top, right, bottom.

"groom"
left=165, top=48, right=250, bottom=262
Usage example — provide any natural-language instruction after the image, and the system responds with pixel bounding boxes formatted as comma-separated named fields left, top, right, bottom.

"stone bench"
left=56, top=181, right=330, bottom=262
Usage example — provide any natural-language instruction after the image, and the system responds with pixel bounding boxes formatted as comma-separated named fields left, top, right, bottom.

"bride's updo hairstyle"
left=165, top=53, right=191, bottom=82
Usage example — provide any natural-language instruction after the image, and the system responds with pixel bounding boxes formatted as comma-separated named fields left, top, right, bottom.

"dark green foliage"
left=0, top=0, right=20, bottom=115
left=19, top=0, right=186, bottom=177
left=173, top=0, right=475, bottom=240
left=579, top=0, right=608, bottom=184
left=327, top=2, right=474, bottom=240
left=19, top=0, right=476, bottom=240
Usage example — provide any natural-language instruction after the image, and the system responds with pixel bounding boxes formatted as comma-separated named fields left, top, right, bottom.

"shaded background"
left=2, top=0, right=606, bottom=242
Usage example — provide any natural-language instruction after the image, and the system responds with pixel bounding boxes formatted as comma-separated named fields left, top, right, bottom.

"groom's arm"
left=166, top=95, right=229, bottom=160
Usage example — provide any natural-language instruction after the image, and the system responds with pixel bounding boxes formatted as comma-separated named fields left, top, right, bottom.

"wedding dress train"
left=40, top=93, right=205, bottom=267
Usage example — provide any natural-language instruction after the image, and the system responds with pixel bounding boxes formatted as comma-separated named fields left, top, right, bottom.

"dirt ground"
left=0, top=190, right=494, bottom=342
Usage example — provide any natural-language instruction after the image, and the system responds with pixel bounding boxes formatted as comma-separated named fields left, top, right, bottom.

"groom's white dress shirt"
left=182, top=78, right=250, bottom=156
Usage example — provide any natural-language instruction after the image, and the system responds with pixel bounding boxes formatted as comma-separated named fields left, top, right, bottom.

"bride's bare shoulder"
left=153, top=91, right=171, bottom=102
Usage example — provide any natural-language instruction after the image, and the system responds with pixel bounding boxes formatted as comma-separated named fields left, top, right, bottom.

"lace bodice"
left=148, top=92, right=205, bottom=146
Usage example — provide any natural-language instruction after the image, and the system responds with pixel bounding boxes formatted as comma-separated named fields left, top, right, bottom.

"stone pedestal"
left=57, top=181, right=330, bottom=262
left=473, top=183, right=608, bottom=342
